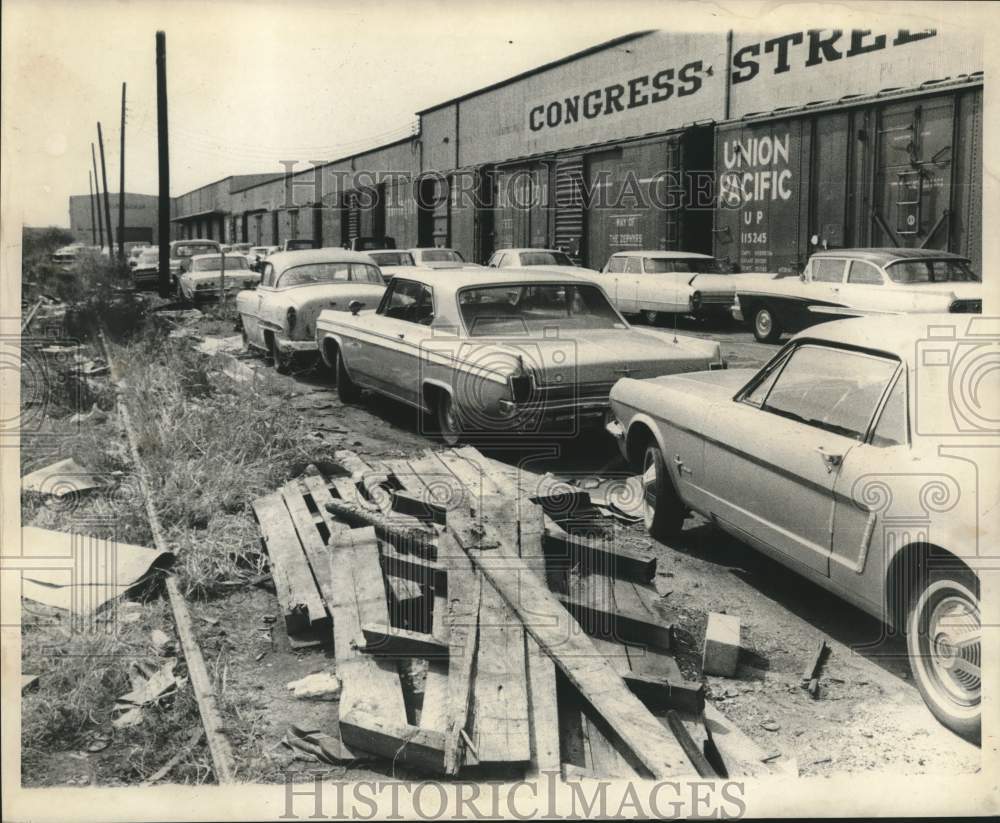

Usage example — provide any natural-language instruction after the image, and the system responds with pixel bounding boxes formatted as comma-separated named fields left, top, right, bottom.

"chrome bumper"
left=275, top=337, right=318, bottom=355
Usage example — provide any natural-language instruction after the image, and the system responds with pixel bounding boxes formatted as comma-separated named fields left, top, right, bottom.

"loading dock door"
left=495, top=163, right=549, bottom=250
left=385, top=176, right=417, bottom=249
left=584, top=139, right=680, bottom=271
left=874, top=97, right=955, bottom=252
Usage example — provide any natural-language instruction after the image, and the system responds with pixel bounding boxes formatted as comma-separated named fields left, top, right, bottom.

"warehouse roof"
left=416, top=31, right=653, bottom=114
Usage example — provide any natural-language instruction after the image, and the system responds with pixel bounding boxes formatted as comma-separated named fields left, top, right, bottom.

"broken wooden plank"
left=544, top=519, right=656, bottom=582
left=524, top=633, right=561, bottom=778
left=468, top=581, right=531, bottom=765
left=360, top=623, right=449, bottom=658
left=300, top=473, right=350, bottom=542
left=327, top=527, right=407, bottom=730
left=801, top=639, right=829, bottom=698
left=252, top=492, right=327, bottom=636
left=325, top=492, right=438, bottom=559
left=442, top=532, right=481, bottom=775
left=279, top=481, right=335, bottom=643
left=590, top=637, right=705, bottom=714
left=560, top=574, right=672, bottom=650
left=334, top=450, right=394, bottom=513
left=421, top=593, right=450, bottom=734
left=666, top=710, right=718, bottom=778
left=453, top=498, right=694, bottom=778
left=339, top=708, right=446, bottom=773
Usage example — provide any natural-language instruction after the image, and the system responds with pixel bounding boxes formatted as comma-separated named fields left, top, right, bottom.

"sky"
left=2, top=0, right=987, bottom=228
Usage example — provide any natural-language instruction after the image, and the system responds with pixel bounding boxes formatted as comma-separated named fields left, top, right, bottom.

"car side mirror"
left=349, top=300, right=364, bottom=315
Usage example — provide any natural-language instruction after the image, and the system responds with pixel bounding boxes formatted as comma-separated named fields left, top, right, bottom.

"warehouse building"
left=172, top=26, right=985, bottom=272
left=68, top=192, right=164, bottom=246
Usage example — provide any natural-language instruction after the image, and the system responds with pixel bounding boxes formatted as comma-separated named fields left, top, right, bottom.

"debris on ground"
left=20, top=527, right=174, bottom=615
left=21, top=674, right=40, bottom=693
left=112, top=659, right=183, bottom=729
left=247, top=446, right=785, bottom=780
left=802, top=639, right=830, bottom=699
left=21, top=457, right=105, bottom=498
left=286, top=672, right=342, bottom=701
left=150, top=629, right=177, bottom=656
left=196, top=334, right=244, bottom=356
left=703, top=612, right=741, bottom=677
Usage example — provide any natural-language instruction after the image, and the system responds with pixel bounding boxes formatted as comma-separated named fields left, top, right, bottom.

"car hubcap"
left=642, top=452, right=657, bottom=529
left=756, top=310, right=771, bottom=337
left=927, top=594, right=980, bottom=705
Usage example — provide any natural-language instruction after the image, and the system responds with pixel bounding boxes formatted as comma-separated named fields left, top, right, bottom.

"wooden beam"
left=327, top=527, right=407, bottom=732
left=421, top=593, right=450, bottom=734
left=379, top=543, right=447, bottom=594
left=665, top=711, right=718, bottom=778
left=339, top=708, right=446, bottom=773
left=560, top=574, right=672, bottom=650
left=325, top=493, right=438, bottom=559
left=386, top=574, right=426, bottom=630
left=360, top=623, right=449, bottom=658
left=334, top=450, right=394, bottom=513
left=442, top=531, right=481, bottom=775
left=252, top=492, right=327, bottom=636
left=452, top=498, right=694, bottom=779
left=544, top=519, right=656, bottom=582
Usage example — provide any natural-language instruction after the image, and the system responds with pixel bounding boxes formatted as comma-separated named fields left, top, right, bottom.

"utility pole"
left=88, top=171, right=98, bottom=245
left=91, top=143, right=104, bottom=249
left=97, top=122, right=114, bottom=260
left=156, top=31, right=171, bottom=297
left=118, top=82, right=127, bottom=261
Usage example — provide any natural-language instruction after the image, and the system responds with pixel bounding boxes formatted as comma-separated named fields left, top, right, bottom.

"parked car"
left=408, top=247, right=484, bottom=270
left=350, top=236, right=396, bottom=252
left=366, top=250, right=416, bottom=282
left=733, top=248, right=982, bottom=343
left=248, top=245, right=279, bottom=272
left=607, top=313, right=987, bottom=739
left=236, top=249, right=386, bottom=372
left=601, top=250, right=741, bottom=323
left=222, top=242, right=252, bottom=255
left=128, top=245, right=149, bottom=269
left=316, top=268, right=723, bottom=444
left=50, top=243, right=87, bottom=271
left=176, top=253, right=259, bottom=302
left=486, top=248, right=599, bottom=277
left=169, top=239, right=222, bottom=281
left=131, top=247, right=160, bottom=291
left=281, top=238, right=317, bottom=252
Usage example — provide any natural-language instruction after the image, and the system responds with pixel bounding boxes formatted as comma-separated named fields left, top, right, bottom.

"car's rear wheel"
left=752, top=306, right=782, bottom=343
left=335, top=348, right=362, bottom=403
left=642, top=310, right=659, bottom=325
left=641, top=443, right=685, bottom=541
left=436, top=392, right=463, bottom=446
left=907, top=568, right=981, bottom=741
left=270, top=336, right=292, bottom=374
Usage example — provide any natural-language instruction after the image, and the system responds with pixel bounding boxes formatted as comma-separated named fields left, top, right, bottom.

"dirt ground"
left=19, top=306, right=980, bottom=786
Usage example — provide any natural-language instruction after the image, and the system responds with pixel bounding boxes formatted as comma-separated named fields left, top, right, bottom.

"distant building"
left=68, top=192, right=165, bottom=246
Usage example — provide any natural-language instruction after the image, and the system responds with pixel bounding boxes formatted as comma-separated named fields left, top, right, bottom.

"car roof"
left=392, top=266, right=592, bottom=290
left=495, top=248, right=569, bottom=255
left=792, top=313, right=976, bottom=362
left=266, top=247, right=380, bottom=272
left=171, top=238, right=219, bottom=246
left=609, top=250, right=714, bottom=259
left=189, top=252, right=246, bottom=261
left=408, top=247, right=459, bottom=253
left=810, top=247, right=971, bottom=265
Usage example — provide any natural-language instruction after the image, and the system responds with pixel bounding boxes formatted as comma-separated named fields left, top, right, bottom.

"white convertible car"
left=600, top=250, right=741, bottom=323
left=607, top=314, right=990, bottom=739
left=235, top=248, right=386, bottom=372
left=315, top=268, right=724, bottom=443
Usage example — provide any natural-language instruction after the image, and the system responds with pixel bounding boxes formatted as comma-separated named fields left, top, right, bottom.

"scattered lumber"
left=324, top=490, right=438, bottom=559
left=702, top=612, right=741, bottom=677
left=334, top=450, right=394, bottom=513
left=379, top=543, right=447, bottom=593
left=801, top=639, right=829, bottom=698
left=665, top=710, right=718, bottom=778
left=561, top=574, right=672, bottom=649
left=386, top=574, right=426, bottom=630
left=420, top=593, right=450, bottom=734
left=252, top=492, right=328, bottom=638
left=360, top=623, right=448, bottom=658
left=544, top=519, right=656, bottom=582
left=454, top=495, right=694, bottom=778
left=339, top=708, right=446, bottom=773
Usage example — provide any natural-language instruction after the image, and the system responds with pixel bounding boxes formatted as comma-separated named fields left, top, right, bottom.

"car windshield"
left=191, top=255, right=249, bottom=272
left=286, top=240, right=315, bottom=250
left=644, top=257, right=730, bottom=274
left=421, top=249, right=464, bottom=263
left=885, top=259, right=979, bottom=283
left=370, top=252, right=415, bottom=267
left=250, top=247, right=269, bottom=255
left=138, top=252, right=158, bottom=264
left=277, top=262, right=382, bottom=287
left=459, top=283, right=624, bottom=336
left=520, top=251, right=574, bottom=266
left=174, top=244, right=218, bottom=258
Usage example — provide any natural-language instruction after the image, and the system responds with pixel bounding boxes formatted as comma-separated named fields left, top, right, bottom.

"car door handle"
left=815, top=446, right=842, bottom=472
left=673, top=455, right=692, bottom=475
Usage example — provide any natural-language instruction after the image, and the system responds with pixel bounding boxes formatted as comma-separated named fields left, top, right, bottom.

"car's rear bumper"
left=275, top=337, right=319, bottom=356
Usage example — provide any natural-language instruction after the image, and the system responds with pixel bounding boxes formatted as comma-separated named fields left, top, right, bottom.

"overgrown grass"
left=112, top=330, right=333, bottom=599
